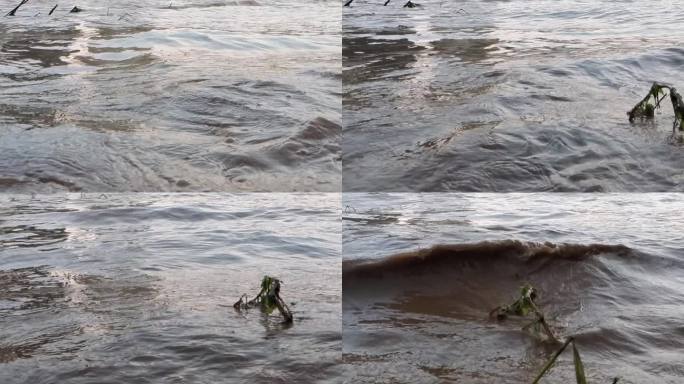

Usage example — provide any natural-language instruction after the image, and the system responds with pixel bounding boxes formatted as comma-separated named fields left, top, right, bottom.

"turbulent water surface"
left=343, top=193, right=684, bottom=383
left=343, top=0, right=684, bottom=191
left=0, top=193, right=341, bottom=383
left=0, top=0, right=340, bottom=192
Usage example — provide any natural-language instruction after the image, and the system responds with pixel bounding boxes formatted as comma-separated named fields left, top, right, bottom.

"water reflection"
left=0, top=265, right=162, bottom=364
left=344, top=36, right=423, bottom=85
left=0, top=226, right=68, bottom=248
left=0, top=27, right=81, bottom=68
left=429, top=38, right=498, bottom=64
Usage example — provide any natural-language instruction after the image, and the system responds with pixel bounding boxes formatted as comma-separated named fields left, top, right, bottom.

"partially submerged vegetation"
left=490, top=283, right=558, bottom=343
left=234, top=276, right=293, bottom=323
left=532, top=336, right=620, bottom=384
left=492, top=284, right=621, bottom=383
left=629, top=82, right=684, bottom=131
left=533, top=337, right=586, bottom=384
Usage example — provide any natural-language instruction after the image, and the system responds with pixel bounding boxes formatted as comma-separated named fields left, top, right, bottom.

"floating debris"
left=69, top=6, right=81, bottom=13
left=48, top=4, right=57, bottom=15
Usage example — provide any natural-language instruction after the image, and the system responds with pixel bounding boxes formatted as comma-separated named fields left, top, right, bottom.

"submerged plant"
left=628, top=82, right=684, bottom=131
left=491, top=285, right=623, bottom=383
left=491, top=284, right=537, bottom=318
left=532, top=336, right=620, bottom=384
left=490, top=283, right=558, bottom=343
left=234, top=276, right=293, bottom=323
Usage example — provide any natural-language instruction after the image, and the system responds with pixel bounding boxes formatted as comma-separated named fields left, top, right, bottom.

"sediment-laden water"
left=0, top=193, right=341, bottom=383
left=343, top=193, right=684, bottom=383
left=343, top=0, right=684, bottom=191
left=0, top=0, right=341, bottom=192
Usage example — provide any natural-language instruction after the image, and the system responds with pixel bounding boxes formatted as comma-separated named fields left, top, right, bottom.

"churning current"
left=343, top=0, right=684, bottom=191
left=1, top=0, right=341, bottom=192
left=343, top=193, right=684, bottom=383
left=0, top=193, right=341, bottom=383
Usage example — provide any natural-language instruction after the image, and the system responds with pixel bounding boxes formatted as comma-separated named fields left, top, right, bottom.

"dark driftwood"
left=48, top=4, right=57, bottom=15
left=343, top=0, right=354, bottom=6
left=69, top=6, right=81, bottom=13
left=6, top=0, right=29, bottom=16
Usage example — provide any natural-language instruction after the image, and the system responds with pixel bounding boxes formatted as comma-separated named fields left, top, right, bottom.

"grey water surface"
left=1, top=0, right=341, bottom=192
left=343, top=0, right=684, bottom=191
left=0, top=193, right=341, bottom=384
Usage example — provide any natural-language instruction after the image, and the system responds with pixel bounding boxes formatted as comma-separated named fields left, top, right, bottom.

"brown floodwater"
left=343, top=193, right=684, bottom=383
